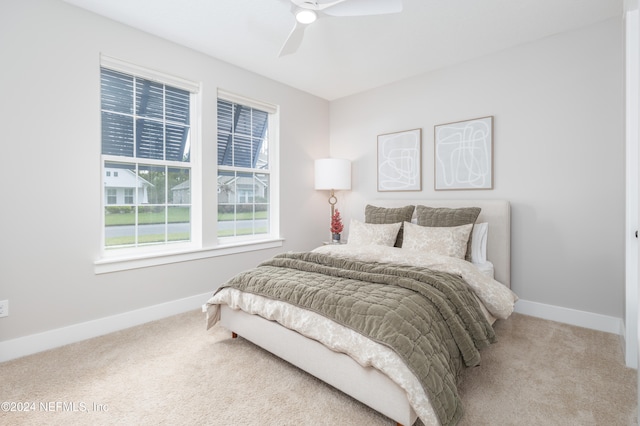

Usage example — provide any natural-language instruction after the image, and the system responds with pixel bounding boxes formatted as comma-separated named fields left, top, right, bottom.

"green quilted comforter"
left=216, top=251, right=496, bottom=425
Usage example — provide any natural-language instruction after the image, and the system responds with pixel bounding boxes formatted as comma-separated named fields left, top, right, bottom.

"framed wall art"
left=434, top=116, right=493, bottom=190
left=377, top=128, right=422, bottom=192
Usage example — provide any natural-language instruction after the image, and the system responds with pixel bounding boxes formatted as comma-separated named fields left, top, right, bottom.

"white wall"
left=0, top=0, right=330, bottom=343
left=330, top=18, right=625, bottom=319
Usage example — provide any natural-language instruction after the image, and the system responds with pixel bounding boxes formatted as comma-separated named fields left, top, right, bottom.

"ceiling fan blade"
left=323, top=0, right=403, bottom=17
left=314, top=0, right=350, bottom=11
left=278, top=21, right=307, bottom=57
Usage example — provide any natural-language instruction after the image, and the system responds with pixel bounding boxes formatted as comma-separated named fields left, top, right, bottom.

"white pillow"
left=347, top=219, right=402, bottom=246
left=471, top=222, right=489, bottom=264
left=402, top=221, right=473, bottom=259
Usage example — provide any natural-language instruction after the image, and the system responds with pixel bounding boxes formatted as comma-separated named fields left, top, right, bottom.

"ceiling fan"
left=278, top=0, right=403, bottom=57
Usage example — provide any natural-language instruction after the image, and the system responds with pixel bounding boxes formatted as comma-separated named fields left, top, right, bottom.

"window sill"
left=94, top=238, right=284, bottom=274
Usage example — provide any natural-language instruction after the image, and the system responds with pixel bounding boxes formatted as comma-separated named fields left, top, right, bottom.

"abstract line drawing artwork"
left=434, top=116, right=493, bottom=190
left=377, top=128, right=422, bottom=192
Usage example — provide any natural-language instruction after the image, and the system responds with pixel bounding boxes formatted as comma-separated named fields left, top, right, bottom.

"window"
left=96, top=57, right=281, bottom=272
left=124, top=188, right=134, bottom=205
left=100, top=57, right=199, bottom=251
left=217, top=93, right=278, bottom=241
left=106, top=188, right=116, bottom=205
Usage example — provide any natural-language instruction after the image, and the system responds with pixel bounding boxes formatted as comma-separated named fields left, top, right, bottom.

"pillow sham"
left=347, top=219, right=402, bottom=247
left=364, top=204, right=415, bottom=248
left=415, top=205, right=481, bottom=261
left=471, top=222, right=488, bottom=264
left=402, top=221, right=474, bottom=259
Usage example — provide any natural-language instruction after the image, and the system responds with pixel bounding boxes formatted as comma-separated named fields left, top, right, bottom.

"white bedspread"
left=205, top=246, right=518, bottom=426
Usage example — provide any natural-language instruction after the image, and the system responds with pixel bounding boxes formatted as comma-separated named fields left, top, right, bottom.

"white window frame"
left=94, top=57, right=282, bottom=274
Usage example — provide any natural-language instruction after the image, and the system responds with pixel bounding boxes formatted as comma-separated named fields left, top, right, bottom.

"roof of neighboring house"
left=217, top=175, right=267, bottom=190
left=171, top=180, right=190, bottom=191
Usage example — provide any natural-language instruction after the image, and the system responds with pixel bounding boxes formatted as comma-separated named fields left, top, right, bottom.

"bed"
left=205, top=199, right=516, bottom=426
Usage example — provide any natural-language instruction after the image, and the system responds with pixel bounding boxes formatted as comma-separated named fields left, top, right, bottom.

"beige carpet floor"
left=0, top=310, right=636, bottom=426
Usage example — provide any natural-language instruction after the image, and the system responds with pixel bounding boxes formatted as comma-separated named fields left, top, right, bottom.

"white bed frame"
left=219, top=200, right=511, bottom=426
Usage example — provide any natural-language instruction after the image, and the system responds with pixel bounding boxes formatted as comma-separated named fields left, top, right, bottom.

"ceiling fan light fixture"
left=295, top=9, right=317, bottom=24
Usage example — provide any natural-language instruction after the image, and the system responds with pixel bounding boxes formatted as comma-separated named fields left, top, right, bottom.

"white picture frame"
left=377, top=128, right=422, bottom=192
left=434, top=116, right=493, bottom=190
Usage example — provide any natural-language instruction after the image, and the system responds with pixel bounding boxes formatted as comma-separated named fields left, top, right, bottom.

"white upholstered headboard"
left=368, top=199, right=511, bottom=288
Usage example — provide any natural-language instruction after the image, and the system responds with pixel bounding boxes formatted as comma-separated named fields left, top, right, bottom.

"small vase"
left=332, top=233, right=341, bottom=243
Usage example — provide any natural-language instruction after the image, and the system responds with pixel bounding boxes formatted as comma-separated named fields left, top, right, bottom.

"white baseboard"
left=0, top=295, right=625, bottom=364
left=0, top=292, right=212, bottom=363
left=514, top=299, right=624, bottom=336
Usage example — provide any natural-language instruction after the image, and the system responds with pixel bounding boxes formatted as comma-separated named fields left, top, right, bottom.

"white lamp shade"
left=314, top=158, right=351, bottom=190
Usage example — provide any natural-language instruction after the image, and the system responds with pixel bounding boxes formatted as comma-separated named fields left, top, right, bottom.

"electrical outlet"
left=0, top=300, right=8, bottom=318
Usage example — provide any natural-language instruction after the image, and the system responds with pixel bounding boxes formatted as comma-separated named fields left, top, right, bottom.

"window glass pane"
left=256, top=134, right=268, bottom=169
left=236, top=172, right=253, bottom=204
left=136, top=118, right=164, bottom=160
left=166, top=124, right=190, bottom=162
left=168, top=167, right=190, bottom=204
left=217, top=99, right=233, bottom=134
left=102, top=112, right=134, bottom=157
left=233, top=135, right=252, bottom=168
left=138, top=206, right=166, bottom=244
left=101, top=69, right=133, bottom=114
left=255, top=173, right=269, bottom=203
left=104, top=162, right=136, bottom=204
left=217, top=171, right=269, bottom=237
left=216, top=101, right=269, bottom=169
left=235, top=105, right=252, bottom=135
left=168, top=206, right=190, bottom=242
left=251, top=109, right=268, bottom=168
left=254, top=173, right=269, bottom=235
left=217, top=133, right=232, bottom=166
left=104, top=206, right=135, bottom=247
left=236, top=202, right=253, bottom=236
left=218, top=170, right=236, bottom=237
left=252, top=109, right=268, bottom=136
left=136, top=78, right=164, bottom=120
left=166, top=86, right=190, bottom=124
left=217, top=204, right=234, bottom=237
left=102, top=164, right=133, bottom=246
left=255, top=204, right=269, bottom=235
left=218, top=170, right=236, bottom=204
left=138, top=164, right=165, bottom=204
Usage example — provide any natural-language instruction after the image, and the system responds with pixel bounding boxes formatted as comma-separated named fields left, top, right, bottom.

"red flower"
left=330, top=209, right=344, bottom=234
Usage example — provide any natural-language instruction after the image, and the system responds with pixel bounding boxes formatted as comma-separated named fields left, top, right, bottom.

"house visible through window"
left=217, top=95, right=276, bottom=240
left=100, top=63, right=196, bottom=249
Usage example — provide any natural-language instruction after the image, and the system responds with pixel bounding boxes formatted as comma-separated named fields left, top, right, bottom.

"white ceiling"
left=63, top=0, right=621, bottom=100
